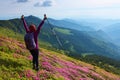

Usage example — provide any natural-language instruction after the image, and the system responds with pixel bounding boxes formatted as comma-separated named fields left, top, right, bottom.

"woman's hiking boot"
left=35, top=67, right=39, bottom=71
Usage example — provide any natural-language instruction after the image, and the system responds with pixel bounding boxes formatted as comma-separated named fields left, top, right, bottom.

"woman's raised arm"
left=37, top=14, right=47, bottom=34
left=21, top=15, right=29, bottom=33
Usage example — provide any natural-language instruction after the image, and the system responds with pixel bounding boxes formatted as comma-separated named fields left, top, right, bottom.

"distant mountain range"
left=103, top=23, right=120, bottom=46
left=71, top=18, right=120, bottom=46
left=0, top=15, right=120, bottom=60
left=47, top=18, right=95, bottom=31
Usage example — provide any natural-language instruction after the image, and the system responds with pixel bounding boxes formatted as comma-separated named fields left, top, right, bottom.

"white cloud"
left=17, top=0, right=29, bottom=3
left=34, top=0, right=56, bottom=7
left=1, top=0, right=120, bottom=19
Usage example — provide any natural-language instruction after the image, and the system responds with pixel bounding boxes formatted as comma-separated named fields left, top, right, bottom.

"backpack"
left=24, top=32, right=36, bottom=50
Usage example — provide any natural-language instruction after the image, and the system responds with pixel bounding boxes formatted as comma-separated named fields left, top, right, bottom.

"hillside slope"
left=0, top=33, right=120, bottom=80
left=103, top=23, right=120, bottom=46
left=0, top=16, right=120, bottom=60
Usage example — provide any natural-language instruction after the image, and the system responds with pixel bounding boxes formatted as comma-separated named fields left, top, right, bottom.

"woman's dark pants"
left=30, top=49, right=39, bottom=69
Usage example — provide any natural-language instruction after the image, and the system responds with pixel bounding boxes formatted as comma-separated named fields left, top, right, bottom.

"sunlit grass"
left=0, top=28, right=120, bottom=79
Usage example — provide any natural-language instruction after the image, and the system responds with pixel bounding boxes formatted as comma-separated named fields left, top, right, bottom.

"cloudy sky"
left=1, top=0, right=120, bottom=19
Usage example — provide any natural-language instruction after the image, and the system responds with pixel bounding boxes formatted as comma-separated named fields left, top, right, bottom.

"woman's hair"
left=29, top=24, right=36, bottom=32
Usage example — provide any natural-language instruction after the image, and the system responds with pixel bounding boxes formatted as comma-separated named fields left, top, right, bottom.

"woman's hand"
left=44, top=14, right=47, bottom=20
left=21, top=15, right=24, bottom=19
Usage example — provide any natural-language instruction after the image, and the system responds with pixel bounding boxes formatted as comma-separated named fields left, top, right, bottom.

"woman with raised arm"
left=21, top=15, right=47, bottom=71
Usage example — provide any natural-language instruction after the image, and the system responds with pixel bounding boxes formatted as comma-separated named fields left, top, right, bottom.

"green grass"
left=0, top=27, right=24, bottom=41
left=54, top=28, right=73, bottom=35
left=0, top=51, right=31, bottom=79
left=0, top=26, right=120, bottom=80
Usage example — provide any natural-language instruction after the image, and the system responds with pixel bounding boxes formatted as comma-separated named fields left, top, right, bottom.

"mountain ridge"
left=47, top=18, right=95, bottom=31
left=0, top=15, right=120, bottom=60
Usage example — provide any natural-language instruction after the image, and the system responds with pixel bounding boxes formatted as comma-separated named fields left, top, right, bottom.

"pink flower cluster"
left=19, top=52, right=105, bottom=80
left=42, top=61, right=54, bottom=72
left=40, top=52, right=105, bottom=80
left=28, top=55, right=33, bottom=60
left=23, top=70, right=40, bottom=80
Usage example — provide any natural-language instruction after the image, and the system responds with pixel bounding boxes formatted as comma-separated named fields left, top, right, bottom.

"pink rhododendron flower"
left=33, top=76, right=40, bottom=80
left=28, top=55, right=33, bottom=60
